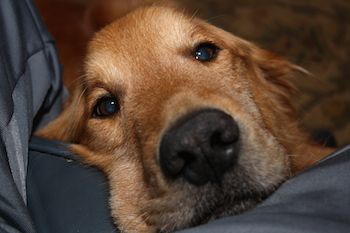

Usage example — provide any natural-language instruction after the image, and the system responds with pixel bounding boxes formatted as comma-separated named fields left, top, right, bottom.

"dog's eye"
left=193, top=42, right=219, bottom=62
left=93, top=96, right=120, bottom=118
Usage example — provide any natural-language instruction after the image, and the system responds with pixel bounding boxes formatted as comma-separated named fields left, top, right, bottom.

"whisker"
left=189, top=8, right=199, bottom=21
left=204, top=14, right=226, bottom=24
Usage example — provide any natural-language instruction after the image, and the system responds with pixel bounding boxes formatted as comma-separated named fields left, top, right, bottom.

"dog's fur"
left=38, top=4, right=333, bottom=233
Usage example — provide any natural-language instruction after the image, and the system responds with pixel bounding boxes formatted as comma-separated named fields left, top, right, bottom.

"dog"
left=38, top=5, right=334, bottom=233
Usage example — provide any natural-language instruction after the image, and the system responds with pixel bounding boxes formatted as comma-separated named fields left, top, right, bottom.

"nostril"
left=178, top=151, right=215, bottom=185
left=175, top=151, right=197, bottom=173
left=160, top=151, right=197, bottom=178
left=210, top=130, right=233, bottom=149
left=178, top=151, right=196, bottom=164
left=210, top=127, right=239, bottom=150
left=160, top=152, right=185, bottom=178
left=167, top=156, right=185, bottom=177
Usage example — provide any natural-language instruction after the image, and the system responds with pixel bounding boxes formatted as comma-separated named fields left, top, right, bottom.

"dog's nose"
left=159, top=109, right=239, bottom=186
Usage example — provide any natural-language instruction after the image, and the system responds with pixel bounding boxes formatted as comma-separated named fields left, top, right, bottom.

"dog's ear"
left=247, top=44, right=309, bottom=116
left=245, top=46, right=335, bottom=173
left=36, top=88, right=87, bottom=143
left=211, top=26, right=306, bottom=111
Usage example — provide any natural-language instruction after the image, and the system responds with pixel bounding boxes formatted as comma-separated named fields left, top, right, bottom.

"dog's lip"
left=146, top=183, right=273, bottom=233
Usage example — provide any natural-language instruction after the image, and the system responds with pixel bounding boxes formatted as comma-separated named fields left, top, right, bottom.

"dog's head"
left=39, top=6, right=327, bottom=233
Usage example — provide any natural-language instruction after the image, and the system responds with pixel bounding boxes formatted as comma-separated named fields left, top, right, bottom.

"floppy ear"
left=36, top=87, right=87, bottom=143
left=247, top=44, right=310, bottom=118
left=243, top=45, right=335, bottom=173
left=210, top=25, right=306, bottom=114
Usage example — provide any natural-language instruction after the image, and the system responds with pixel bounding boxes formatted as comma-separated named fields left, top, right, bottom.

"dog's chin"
left=153, top=191, right=272, bottom=233
left=148, top=170, right=279, bottom=233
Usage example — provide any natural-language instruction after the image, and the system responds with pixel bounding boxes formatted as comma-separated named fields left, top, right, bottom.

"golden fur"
left=38, top=5, right=333, bottom=233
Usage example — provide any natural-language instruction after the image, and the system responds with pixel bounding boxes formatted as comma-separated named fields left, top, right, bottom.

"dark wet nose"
left=159, top=109, right=240, bottom=186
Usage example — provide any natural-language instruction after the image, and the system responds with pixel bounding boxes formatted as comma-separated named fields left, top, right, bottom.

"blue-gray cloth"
left=0, top=0, right=64, bottom=232
left=0, top=0, right=63, bottom=199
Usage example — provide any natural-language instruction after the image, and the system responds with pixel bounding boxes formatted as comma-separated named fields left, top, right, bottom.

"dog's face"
left=39, top=6, right=325, bottom=233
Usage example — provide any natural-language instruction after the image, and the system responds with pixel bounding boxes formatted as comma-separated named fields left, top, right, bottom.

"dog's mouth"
left=149, top=190, right=273, bottom=233
left=143, top=168, right=278, bottom=233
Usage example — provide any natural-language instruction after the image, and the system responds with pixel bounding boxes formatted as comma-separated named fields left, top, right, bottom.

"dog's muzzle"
left=159, top=109, right=240, bottom=186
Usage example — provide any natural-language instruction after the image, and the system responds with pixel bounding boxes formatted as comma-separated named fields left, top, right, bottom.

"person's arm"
left=0, top=0, right=64, bottom=232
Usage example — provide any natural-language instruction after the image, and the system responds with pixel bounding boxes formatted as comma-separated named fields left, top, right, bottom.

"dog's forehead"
left=84, top=6, right=247, bottom=89
left=92, top=7, right=196, bottom=52
left=85, top=7, right=210, bottom=77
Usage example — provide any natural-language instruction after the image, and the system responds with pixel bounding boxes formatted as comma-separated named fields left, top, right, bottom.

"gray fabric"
left=179, top=145, right=350, bottom=233
left=27, top=137, right=118, bottom=233
left=0, top=0, right=64, bottom=232
left=0, top=0, right=64, bottom=201
left=0, top=137, right=35, bottom=233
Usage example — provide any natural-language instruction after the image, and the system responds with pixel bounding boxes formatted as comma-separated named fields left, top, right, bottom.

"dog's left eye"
left=193, top=42, right=219, bottom=62
left=93, top=96, right=120, bottom=118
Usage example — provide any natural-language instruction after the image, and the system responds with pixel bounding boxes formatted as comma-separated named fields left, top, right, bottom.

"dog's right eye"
left=193, top=42, right=220, bottom=62
left=93, top=96, right=120, bottom=118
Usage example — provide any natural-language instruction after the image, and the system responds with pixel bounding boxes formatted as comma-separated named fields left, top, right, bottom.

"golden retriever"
left=38, top=5, right=333, bottom=233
